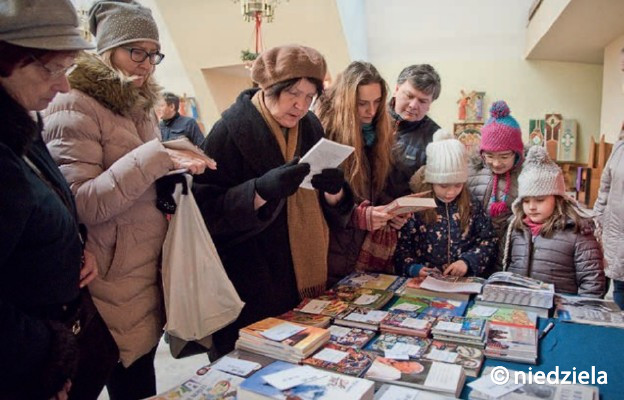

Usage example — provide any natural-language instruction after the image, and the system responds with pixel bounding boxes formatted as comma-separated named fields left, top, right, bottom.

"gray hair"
left=396, top=64, right=441, bottom=101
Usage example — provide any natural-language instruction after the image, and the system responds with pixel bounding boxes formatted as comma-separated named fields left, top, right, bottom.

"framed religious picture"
left=454, top=122, right=484, bottom=156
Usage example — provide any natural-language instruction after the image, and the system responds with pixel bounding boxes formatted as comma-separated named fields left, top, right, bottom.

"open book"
left=383, top=191, right=436, bottom=215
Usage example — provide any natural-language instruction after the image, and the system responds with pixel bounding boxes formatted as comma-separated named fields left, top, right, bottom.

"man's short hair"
left=396, top=64, right=441, bottom=101
left=162, top=92, right=180, bottom=111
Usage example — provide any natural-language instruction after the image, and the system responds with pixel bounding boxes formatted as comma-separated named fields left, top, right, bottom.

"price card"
left=426, top=348, right=458, bottom=363
left=260, top=322, right=305, bottom=342
left=328, top=325, right=351, bottom=338
left=262, top=365, right=326, bottom=390
left=400, top=317, right=429, bottom=330
left=300, top=299, right=331, bottom=314
left=470, top=305, right=498, bottom=317
left=353, top=294, right=380, bottom=305
left=212, top=356, right=261, bottom=376
left=435, top=321, right=463, bottom=333
left=312, top=348, right=349, bottom=363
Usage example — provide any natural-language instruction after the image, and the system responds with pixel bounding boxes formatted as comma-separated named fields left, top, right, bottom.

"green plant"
left=241, top=49, right=259, bottom=62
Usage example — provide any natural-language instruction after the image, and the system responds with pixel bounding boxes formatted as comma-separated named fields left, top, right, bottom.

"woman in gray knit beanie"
left=503, top=145, right=605, bottom=297
left=41, top=1, right=214, bottom=399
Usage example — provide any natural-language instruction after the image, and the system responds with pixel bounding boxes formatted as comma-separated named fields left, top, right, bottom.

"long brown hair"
left=315, top=61, right=393, bottom=201
left=512, top=195, right=583, bottom=237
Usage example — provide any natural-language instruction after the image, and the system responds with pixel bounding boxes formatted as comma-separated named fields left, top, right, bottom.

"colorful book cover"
left=294, top=298, right=351, bottom=317
left=327, top=325, right=376, bottom=348
left=336, top=272, right=400, bottom=291
left=277, top=310, right=332, bottom=328
left=302, top=343, right=374, bottom=376
left=424, top=340, right=484, bottom=377
left=325, top=286, right=394, bottom=310
left=432, top=316, right=486, bottom=339
left=237, top=361, right=374, bottom=400
left=148, top=368, right=243, bottom=400
left=337, top=307, right=389, bottom=325
left=466, top=305, right=538, bottom=328
left=364, top=333, right=431, bottom=359
left=380, top=310, right=434, bottom=337
left=390, top=295, right=468, bottom=317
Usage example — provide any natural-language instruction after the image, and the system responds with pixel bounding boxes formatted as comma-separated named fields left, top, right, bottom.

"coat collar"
left=0, top=85, right=39, bottom=155
left=68, top=53, right=161, bottom=117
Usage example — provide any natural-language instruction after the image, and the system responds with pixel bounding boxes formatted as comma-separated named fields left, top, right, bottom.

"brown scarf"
left=252, top=91, right=329, bottom=298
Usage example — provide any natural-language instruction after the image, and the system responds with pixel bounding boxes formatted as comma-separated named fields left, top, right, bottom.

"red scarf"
left=523, top=216, right=543, bottom=237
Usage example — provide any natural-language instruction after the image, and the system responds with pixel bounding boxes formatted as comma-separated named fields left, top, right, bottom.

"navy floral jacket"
left=394, top=195, right=498, bottom=276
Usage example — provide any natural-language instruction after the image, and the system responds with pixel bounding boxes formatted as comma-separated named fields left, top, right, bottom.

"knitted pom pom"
left=525, top=145, right=550, bottom=165
left=432, top=128, right=454, bottom=142
left=489, top=100, right=510, bottom=119
left=490, top=201, right=509, bottom=217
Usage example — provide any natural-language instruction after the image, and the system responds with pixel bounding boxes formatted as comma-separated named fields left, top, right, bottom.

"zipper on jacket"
left=446, top=202, right=451, bottom=266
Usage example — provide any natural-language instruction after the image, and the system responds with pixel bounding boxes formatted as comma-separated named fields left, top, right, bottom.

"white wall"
left=336, top=0, right=368, bottom=61
left=600, top=35, right=624, bottom=143
left=365, top=0, right=603, bottom=162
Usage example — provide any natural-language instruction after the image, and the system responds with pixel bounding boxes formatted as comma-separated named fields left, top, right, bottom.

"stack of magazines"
left=476, top=272, right=554, bottom=318
left=484, top=321, right=538, bottom=364
left=431, top=316, right=487, bottom=347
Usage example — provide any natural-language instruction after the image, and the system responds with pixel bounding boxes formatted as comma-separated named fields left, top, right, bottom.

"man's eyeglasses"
left=30, top=55, right=77, bottom=79
left=122, top=47, right=165, bottom=65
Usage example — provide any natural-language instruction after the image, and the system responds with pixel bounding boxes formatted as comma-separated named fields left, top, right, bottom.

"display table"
left=461, top=318, right=623, bottom=399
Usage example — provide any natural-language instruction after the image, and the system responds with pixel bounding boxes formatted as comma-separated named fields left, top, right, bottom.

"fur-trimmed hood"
left=68, top=53, right=161, bottom=117
left=0, top=85, right=39, bottom=155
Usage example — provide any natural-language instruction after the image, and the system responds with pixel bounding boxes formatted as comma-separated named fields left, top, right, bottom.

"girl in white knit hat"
left=503, top=146, right=605, bottom=297
left=394, top=129, right=497, bottom=277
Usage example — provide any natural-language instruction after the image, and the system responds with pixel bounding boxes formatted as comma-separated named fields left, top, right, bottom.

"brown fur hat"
left=251, top=44, right=327, bottom=90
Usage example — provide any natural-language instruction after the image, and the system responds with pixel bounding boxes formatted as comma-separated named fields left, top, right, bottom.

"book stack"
left=389, top=295, right=468, bottom=317
left=337, top=271, right=407, bottom=292
left=235, top=318, right=330, bottom=363
left=302, top=343, right=374, bottom=377
left=277, top=310, right=332, bottom=328
left=334, top=307, right=389, bottom=331
left=379, top=310, right=435, bottom=338
left=431, top=316, right=487, bottom=348
left=399, top=274, right=484, bottom=302
left=476, top=272, right=554, bottom=318
left=327, top=325, right=376, bottom=348
left=364, top=333, right=431, bottom=359
left=237, top=360, right=375, bottom=400
left=423, top=340, right=484, bottom=377
left=294, top=298, right=351, bottom=318
left=466, top=305, right=538, bottom=329
left=484, top=321, right=538, bottom=364
left=365, top=358, right=466, bottom=398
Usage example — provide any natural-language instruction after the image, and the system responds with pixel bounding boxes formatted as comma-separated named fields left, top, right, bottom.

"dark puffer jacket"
left=505, top=221, right=605, bottom=297
left=394, top=188, right=498, bottom=276
left=467, top=156, right=520, bottom=276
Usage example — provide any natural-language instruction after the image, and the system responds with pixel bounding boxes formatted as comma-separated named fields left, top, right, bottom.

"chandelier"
left=238, top=0, right=280, bottom=23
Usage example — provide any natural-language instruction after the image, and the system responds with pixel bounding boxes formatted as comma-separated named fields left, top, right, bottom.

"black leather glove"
left=155, top=173, right=188, bottom=214
left=311, top=168, right=345, bottom=194
left=255, top=157, right=310, bottom=201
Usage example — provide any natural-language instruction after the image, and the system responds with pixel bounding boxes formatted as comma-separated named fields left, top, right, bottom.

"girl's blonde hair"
left=315, top=61, right=393, bottom=201
left=511, top=195, right=583, bottom=237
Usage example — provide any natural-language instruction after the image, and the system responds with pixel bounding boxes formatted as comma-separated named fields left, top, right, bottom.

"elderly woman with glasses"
left=42, top=1, right=214, bottom=398
left=0, top=1, right=122, bottom=399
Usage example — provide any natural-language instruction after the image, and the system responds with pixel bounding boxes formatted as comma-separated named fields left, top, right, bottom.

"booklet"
left=299, top=138, right=355, bottom=190
left=383, top=192, right=436, bottom=215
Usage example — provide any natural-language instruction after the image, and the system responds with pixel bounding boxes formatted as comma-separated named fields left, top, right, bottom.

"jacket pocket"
left=103, top=225, right=130, bottom=281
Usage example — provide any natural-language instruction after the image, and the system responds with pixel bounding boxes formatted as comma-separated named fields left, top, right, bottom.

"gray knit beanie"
left=0, top=0, right=92, bottom=51
left=88, top=0, right=159, bottom=55
left=515, top=145, right=565, bottom=204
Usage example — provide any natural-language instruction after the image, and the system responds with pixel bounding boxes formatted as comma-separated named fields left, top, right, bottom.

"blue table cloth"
left=461, top=318, right=623, bottom=399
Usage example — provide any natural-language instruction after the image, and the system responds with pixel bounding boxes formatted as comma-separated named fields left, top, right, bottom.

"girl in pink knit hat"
left=467, top=100, right=524, bottom=277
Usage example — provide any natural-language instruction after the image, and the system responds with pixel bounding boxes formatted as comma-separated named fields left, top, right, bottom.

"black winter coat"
left=194, top=88, right=352, bottom=356
left=0, top=87, right=82, bottom=398
left=386, top=110, right=440, bottom=198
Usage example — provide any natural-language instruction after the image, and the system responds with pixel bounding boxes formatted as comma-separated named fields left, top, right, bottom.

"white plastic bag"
left=162, top=174, right=244, bottom=340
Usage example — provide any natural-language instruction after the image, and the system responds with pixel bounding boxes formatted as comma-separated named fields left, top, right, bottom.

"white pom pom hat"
left=425, top=129, right=468, bottom=184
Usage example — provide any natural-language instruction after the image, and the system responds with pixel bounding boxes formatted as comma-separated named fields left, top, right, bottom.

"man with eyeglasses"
left=156, top=92, right=205, bottom=146
left=386, top=64, right=442, bottom=198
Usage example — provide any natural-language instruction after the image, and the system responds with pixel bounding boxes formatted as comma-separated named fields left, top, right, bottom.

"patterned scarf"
left=523, top=216, right=543, bottom=237
left=362, top=123, right=376, bottom=147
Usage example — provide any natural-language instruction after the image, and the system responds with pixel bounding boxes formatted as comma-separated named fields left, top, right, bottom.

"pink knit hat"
left=480, top=100, right=524, bottom=164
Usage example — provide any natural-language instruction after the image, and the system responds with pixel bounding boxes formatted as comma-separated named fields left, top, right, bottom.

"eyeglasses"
left=122, top=47, right=165, bottom=65
left=30, top=55, right=77, bottom=79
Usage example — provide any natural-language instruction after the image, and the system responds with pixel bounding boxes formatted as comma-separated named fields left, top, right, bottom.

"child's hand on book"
left=419, top=267, right=438, bottom=277
left=443, top=260, right=468, bottom=277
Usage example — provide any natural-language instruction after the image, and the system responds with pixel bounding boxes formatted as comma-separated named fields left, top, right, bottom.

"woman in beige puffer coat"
left=41, top=2, right=212, bottom=397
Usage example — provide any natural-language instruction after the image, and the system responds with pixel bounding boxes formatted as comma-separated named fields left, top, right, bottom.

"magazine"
left=485, top=272, right=554, bottom=292
left=420, top=274, right=485, bottom=294
left=555, top=295, right=624, bottom=328
left=147, top=367, right=244, bottom=400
